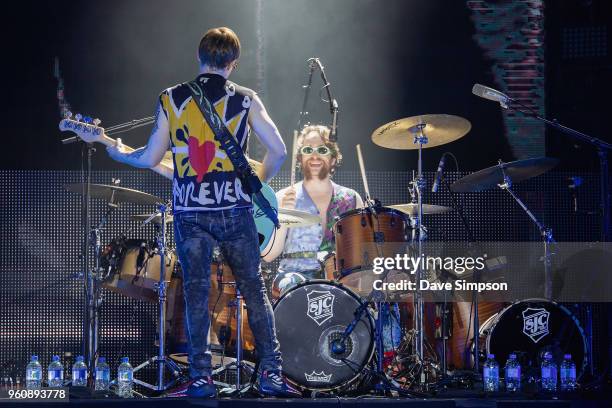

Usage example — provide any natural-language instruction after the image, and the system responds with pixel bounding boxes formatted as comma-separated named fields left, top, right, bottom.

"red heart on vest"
left=188, top=137, right=216, bottom=183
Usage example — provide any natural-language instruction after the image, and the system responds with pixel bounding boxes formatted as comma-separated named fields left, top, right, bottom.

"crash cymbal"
left=372, top=114, right=471, bottom=150
left=132, top=213, right=174, bottom=224
left=388, top=203, right=453, bottom=216
left=64, top=183, right=164, bottom=206
left=451, top=157, right=560, bottom=193
left=278, top=208, right=321, bottom=228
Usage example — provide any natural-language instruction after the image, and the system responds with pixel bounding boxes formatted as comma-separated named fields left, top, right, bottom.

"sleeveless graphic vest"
left=160, top=73, right=254, bottom=212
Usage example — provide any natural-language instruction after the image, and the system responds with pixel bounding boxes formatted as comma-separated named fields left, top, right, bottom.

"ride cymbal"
left=372, top=114, right=471, bottom=150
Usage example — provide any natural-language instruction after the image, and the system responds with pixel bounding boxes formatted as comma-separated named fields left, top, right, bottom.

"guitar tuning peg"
left=93, top=118, right=101, bottom=126
left=84, top=116, right=93, bottom=124
left=75, top=113, right=83, bottom=122
left=64, top=111, right=73, bottom=119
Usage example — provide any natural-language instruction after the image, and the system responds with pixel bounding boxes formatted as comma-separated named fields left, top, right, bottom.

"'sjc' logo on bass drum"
left=306, top=290, right=335, bottom=326
left=522, top=307, right=550, bottom=343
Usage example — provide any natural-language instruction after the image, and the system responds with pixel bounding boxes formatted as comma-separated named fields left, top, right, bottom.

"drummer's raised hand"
left=280, top=186, right=296, bottom=209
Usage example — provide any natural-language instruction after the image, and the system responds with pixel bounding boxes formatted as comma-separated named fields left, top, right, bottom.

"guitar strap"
left=185, top=79, right=280, bottom=228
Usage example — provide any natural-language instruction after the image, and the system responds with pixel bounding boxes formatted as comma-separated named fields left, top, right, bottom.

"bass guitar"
left=59, top=115, right=277, bottom=252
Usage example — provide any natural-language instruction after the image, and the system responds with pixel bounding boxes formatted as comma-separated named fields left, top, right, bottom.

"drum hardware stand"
left=132, top=202, right=182, bottom=392
left=496, top=161, right=555, bottom=300
left=440, top=171, right=486, bottom=374
left=409, top=122, right=428, bottom=387
left=494, top=95, right=611, bottom=241
left=329, top=266, right=423, bottom=398
left=213, top=265, right=256, bottom=397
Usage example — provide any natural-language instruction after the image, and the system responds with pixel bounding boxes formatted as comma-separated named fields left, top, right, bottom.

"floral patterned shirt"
left=277, top=181, right=360, bottom=273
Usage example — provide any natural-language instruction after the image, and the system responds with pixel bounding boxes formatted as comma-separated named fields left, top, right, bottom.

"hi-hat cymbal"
left=451, top=157, right=560, bottom=193
left=372, top=114, right=471, bottom=150
left=388, top=203, right=453, bottom=216
left=64, top=183, right=164, bottom=206
left=132, top=213, right=174, bottom=224
left=278, top=208, right=321, bottom=228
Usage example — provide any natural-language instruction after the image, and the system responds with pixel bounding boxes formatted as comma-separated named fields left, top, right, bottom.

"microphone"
left=472, top=83, right=510, bottom=108
left=330, top=99, right=338, bottom=142
left=330, top=338, right=346, bottom=355
left=432, top=153, right=447, bottom=193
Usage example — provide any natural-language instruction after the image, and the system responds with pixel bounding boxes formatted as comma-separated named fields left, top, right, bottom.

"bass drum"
left=478, top=299, right=587, bottom=376
left=274, top=281, right=374, bottom=391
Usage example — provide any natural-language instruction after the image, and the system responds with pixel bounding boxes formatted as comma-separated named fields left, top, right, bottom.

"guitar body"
left=59, top=116, right=277, bottom=255
left=253, top=183, right=278, bottom=253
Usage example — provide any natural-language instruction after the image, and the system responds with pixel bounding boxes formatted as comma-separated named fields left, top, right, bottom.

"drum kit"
left=64, top=112, right=589, bottom=396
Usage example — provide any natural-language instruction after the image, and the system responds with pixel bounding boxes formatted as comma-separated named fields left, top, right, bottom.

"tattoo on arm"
left=116, top=146, right=149, bottom=167
left=126, top=147, right=147, bottom=160
left=151, top=103, right=162, bottom=135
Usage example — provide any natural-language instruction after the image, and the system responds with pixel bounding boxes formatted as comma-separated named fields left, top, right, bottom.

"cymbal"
left=372, top=114, right=471, bottom=150
left=372, top=114, right=472, bottom=150
left=278, top=208, right=321, bottom=228
left=132, top=213, right=173, bottom=224
left=64, top=183, right=164, bottom=206
left=451, top=157, right=559, bottom=193
left=388, top=203, right=453, bottom=216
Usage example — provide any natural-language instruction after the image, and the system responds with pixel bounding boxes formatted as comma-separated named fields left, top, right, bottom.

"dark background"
left=4, top=0, right=611, bottom=173
left=3, top=0, right=513, bottom=174
left=1, top=0, right=612, bottom=386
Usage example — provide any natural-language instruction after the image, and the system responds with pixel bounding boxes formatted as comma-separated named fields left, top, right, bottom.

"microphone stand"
left=314, top=59, right=338, bottom=142
left=441, top=173, right=484, bottom=374
left=503, top=98, right=612, bottom=241
left=297, top=58, right=318, bottom=131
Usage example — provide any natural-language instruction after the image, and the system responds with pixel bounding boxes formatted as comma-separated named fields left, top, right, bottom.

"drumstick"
left=290, top=130, right=298, bottom=187
left=356, top=144, right=372, bottom=202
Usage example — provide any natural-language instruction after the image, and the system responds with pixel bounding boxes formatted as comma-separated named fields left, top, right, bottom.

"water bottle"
left=47, top=356, right=64, bottom=387
left=541, top=352, right=558, bottom=392
left=504, top=353, right=521, bottom=392
left=25, top=356, right=42, bottom=389
left=94, top=357, right=110, bottom=391
left=117, top=357, right=133, bottom=398
left=71, top=356, right=88, bottom=387
left=483, top=354, right=500, bottom=392
left=560, top=354, right=577, bottom=391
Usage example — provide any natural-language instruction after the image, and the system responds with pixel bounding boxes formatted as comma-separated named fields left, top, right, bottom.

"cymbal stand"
left=496, top=161, right=555, bottom=300
left=409, top=122, right=428, bottom=387
left=132, top=202, right=182, bottom=391
left=84, top=166, right=120, bottom=380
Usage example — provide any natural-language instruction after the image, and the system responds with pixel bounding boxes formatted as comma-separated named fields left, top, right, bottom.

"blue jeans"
left=173, top=207, right=282, bottom=378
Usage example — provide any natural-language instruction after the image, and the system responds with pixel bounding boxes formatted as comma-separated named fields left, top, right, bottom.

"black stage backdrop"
left=2, top=0, right=510, bottom=173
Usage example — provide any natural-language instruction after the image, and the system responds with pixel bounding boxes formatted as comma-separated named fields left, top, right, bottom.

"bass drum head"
left=273, top=280, right=374, bottom=390
left=486, top=299, right=586, bottom=375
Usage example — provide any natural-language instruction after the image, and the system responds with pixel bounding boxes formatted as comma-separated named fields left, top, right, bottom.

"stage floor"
left=2, top=396, right=610, bottom=408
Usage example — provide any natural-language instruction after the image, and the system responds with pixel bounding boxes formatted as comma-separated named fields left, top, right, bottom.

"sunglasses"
left=299, top=145, right=332, bottom=156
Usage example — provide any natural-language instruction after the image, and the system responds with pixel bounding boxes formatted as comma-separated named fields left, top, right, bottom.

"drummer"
left=263, top=125, right=363, bottom=294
